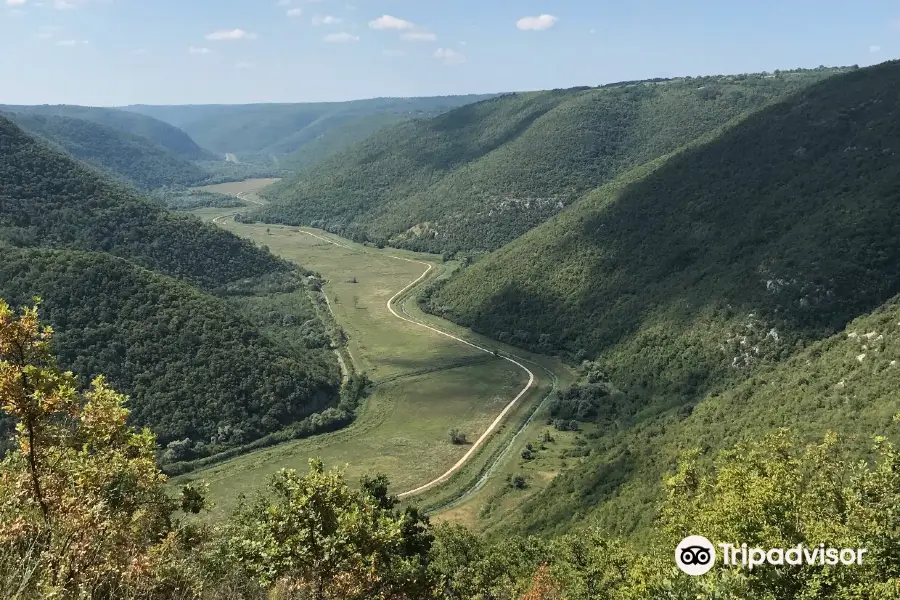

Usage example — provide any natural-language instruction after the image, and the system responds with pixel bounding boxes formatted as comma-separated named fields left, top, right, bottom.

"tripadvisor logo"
left=675, top=536, right=868, bottom=575
left=675, top=535, right=716, bottom=575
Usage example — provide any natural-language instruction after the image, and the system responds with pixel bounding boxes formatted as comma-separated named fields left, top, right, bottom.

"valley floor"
left=180, top=197, right=576, bottom=525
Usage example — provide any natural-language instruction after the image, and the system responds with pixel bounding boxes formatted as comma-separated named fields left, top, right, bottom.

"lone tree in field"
left=448, top=428, right=467, bottom=445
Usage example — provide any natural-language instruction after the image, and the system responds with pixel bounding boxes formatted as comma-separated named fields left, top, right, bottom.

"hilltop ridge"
left=252, top=67, right=851, bottom=253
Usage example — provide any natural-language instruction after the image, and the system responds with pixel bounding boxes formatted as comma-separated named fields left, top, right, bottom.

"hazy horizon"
left=1, top=0, right=895, bottom=106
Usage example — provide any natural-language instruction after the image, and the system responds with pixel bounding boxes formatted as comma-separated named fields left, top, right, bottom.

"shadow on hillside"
left=448, top=63, right=900, bottom=533
left=466, top=62, right=900, bottom=369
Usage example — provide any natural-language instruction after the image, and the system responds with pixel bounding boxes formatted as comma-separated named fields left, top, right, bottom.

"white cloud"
left=401, top=31, right=436, bottom=42
left=516, top=14, right=558, bottom=31
left=870, top=44, right=881, bottom=53
left=55, top=39, right=87, bottom=46
left=34, top=0, right=102, bottom=9
left=235, top=61, right=254, bottom=69
left=35, top=26, right=61, bottom=39
left=205, top=29, right=257, bottom=41
left=7, top=0, right=28, bottom=6
left=188, top=46, right=212, bottom=54
left=434, top=47, right=465, bottom=65
left=368, top=14, right=414, bottom=30
left=312, top=15, right=341, bottom=25
left=275, top=0, right=289, bottom=5
left=286, top=7, right=302, bottom=17
left=324, top=31, right=359, bottom=42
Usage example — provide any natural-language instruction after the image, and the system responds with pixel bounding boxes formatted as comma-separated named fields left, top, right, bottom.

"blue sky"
left=1, top=0, right=897, bottom=106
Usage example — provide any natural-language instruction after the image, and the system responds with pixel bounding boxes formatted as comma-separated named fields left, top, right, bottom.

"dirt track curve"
left=296, top=230, right=536, bottom=499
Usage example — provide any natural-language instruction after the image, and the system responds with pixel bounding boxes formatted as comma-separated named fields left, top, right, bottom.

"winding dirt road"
left=296, top=230, right=536, bottom=499
left=211, top=191, right=266, bottom=224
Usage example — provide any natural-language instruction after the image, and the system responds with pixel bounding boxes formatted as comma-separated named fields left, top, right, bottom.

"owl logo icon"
left=675, top=535, right=716, bottom=575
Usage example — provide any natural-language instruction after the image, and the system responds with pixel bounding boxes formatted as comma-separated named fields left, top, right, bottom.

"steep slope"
left=122, top=95, right=496, bottom=165
left=427, top=62, right=900, bottom=407
left=421, top=61, right=900, bottom=534
left=504, top=295, right=900, bottom=537
left=0, top=104, right=212, bottom=160
left=0, top=116, right=340, bottom=458
left=0, top=249, right=339, bottom=457
left=254, top=68, right=849, bottom=252
left=278, top=113, right=403, bottom=171
left=0, top=115, right=285, bottom=288
left=3, top=111, right=206, bottom=189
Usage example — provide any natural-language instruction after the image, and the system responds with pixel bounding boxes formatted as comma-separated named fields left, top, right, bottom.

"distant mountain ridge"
left=121, top=95, right=499, bottom=166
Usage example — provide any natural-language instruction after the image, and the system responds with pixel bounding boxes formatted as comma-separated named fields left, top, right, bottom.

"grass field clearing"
left=192, top=178, right=281, bottom=197
left=176, top=219, right=539, bottom=519
left=179, top=182, right=574, bottom=526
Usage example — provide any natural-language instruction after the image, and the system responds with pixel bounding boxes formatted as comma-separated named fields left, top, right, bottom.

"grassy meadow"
left=192, top=178, right=281, bottom=198
left=175, top=214, right=573, bottom=522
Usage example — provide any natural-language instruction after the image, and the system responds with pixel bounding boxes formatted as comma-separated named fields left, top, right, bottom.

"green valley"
left=173, top=217, right=567, bottom=520
left=4, top=28, right=900, bottom=595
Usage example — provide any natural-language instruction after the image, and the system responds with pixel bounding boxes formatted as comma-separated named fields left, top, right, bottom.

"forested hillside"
left=0, top=249, right=339, bottom=458
left=505, top=294, right=900, bottom=537
left=2, top=302, right=897, bottom=598
left=0, top=116, right=341, bottom=460
left=0, top=103, right=213, bottom=160
left=253, top=68, right=850, bottom=253
left=3, top=111, right=207, bottom=189
left=122, top=95, right=496, bottom=165
left=418, top=61, right=900, bottom=533
left=150, top=187, right=246, bottom=210
left=0, top=116, right=286, bottom=288
left=276, top=113, right=411, bottom=170
left=428, top=61, right=900, bottom=380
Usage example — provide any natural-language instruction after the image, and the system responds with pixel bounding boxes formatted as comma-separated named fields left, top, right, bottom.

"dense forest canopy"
left=0, top=116, right=288, bottom=288
left=0, top=250, right=340, bottom=457
left=149, top=187, right=247, bottom=211
left=0, top=103, right=213, bottom=160
left=251, top=68, right=851, bottom=253
left=3, top=111, right=208, bottom=190
left=427, top=61, right=900, bottom=368
left=504, top=295, right=900, bottom=536
left=0, top=116, right=341, bottom=461
left=418, top=61, right=900, bottom=535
